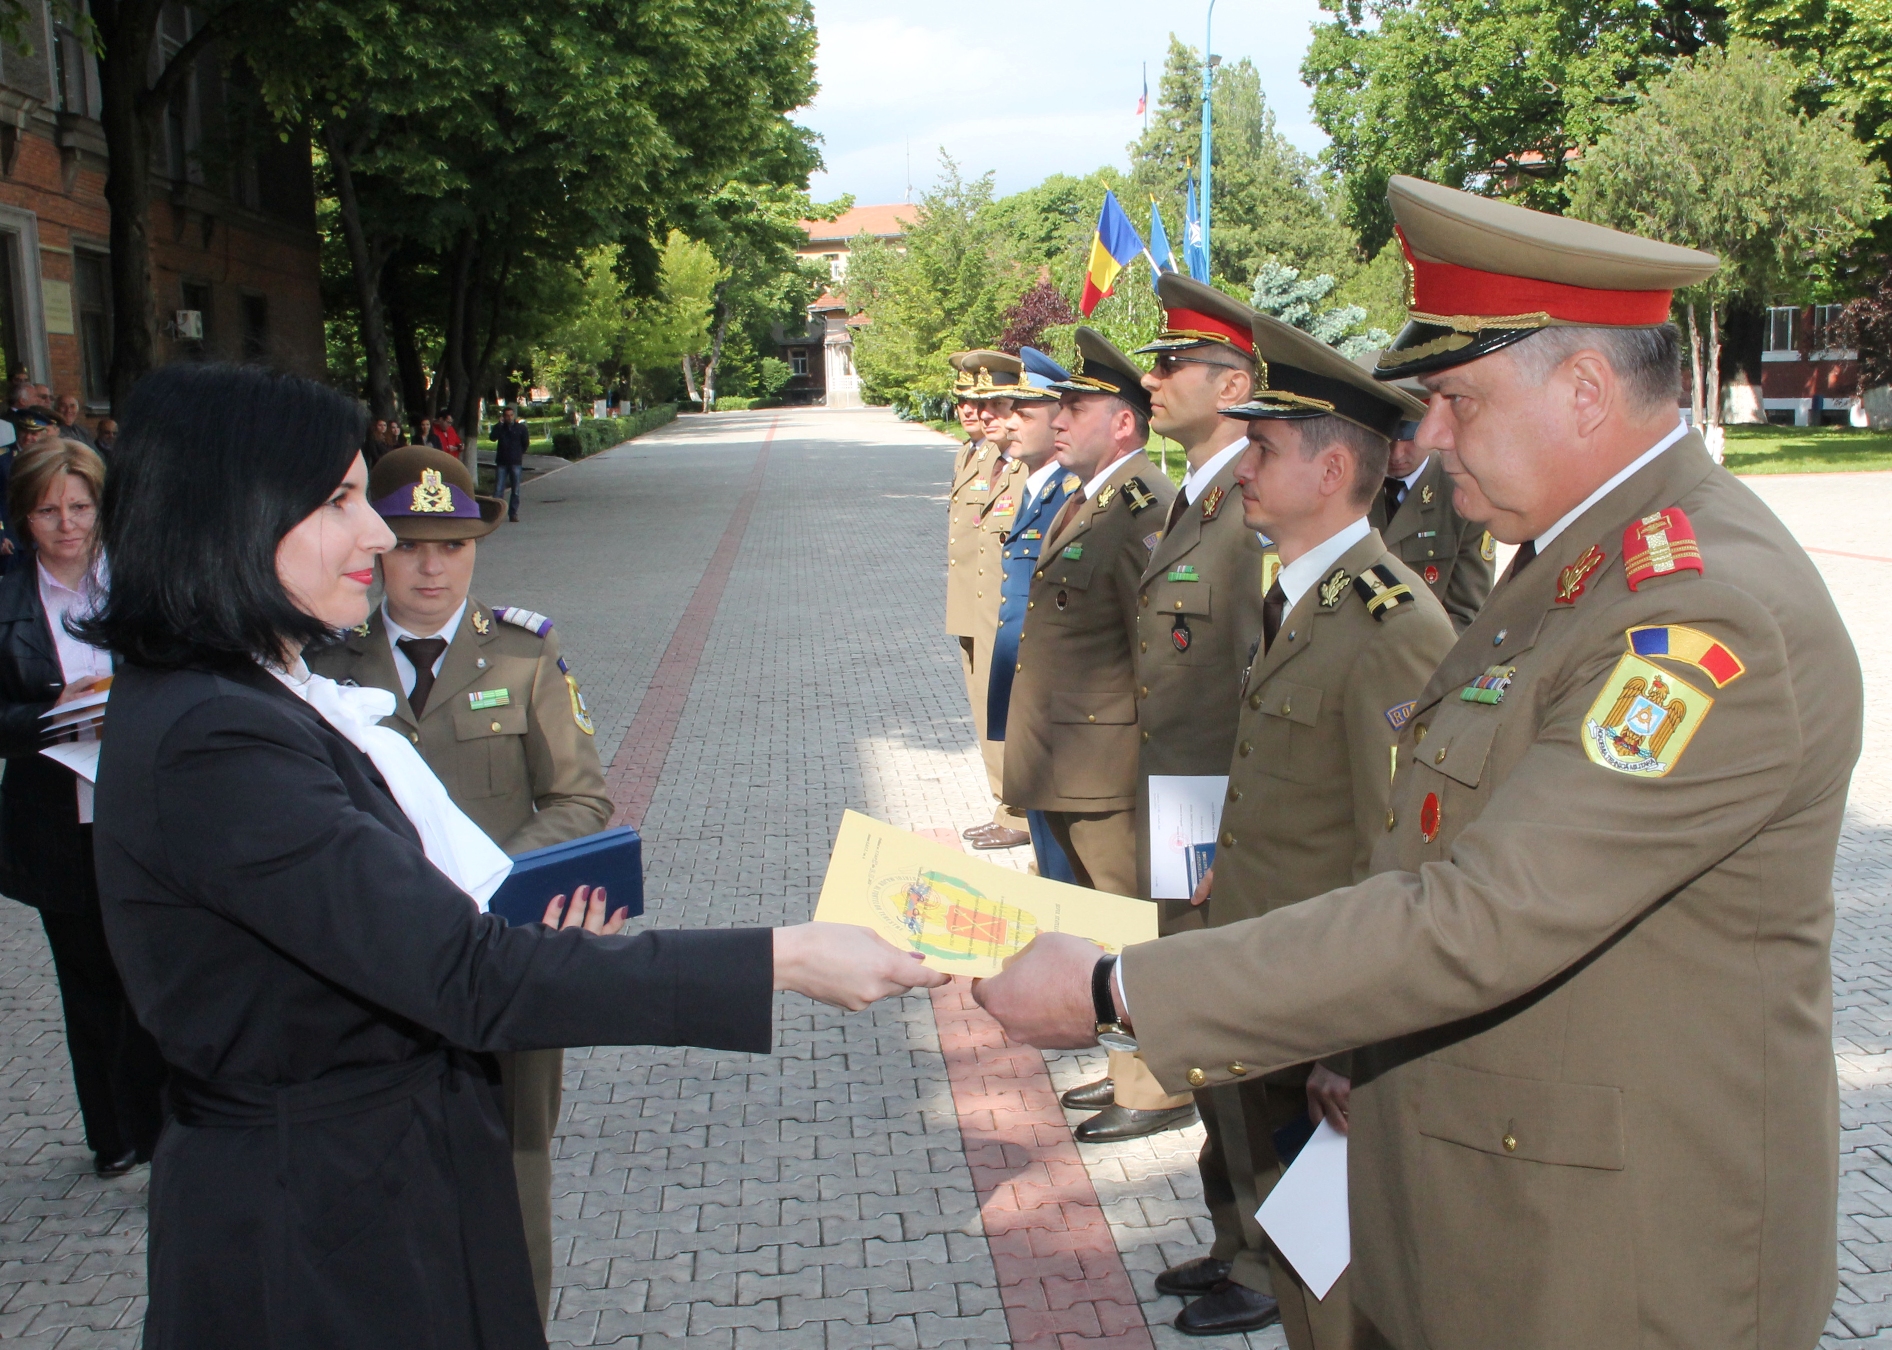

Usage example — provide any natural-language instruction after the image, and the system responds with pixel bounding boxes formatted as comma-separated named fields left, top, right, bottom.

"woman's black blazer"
left=93, top=660, right=773, bottom=1349
left=0, top=556, right=92, bottom=912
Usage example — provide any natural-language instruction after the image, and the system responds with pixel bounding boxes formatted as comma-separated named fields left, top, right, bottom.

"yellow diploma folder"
left=814, top=810, right=1158, bottom=977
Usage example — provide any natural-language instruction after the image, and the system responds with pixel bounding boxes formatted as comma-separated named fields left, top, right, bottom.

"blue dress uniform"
left=984, top=347, right=1079, bottom=883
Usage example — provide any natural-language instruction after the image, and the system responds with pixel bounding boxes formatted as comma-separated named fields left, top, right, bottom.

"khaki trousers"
left=495, top=1047, right=564, bottom=1323
left=960, top=635, right=1024, bottom=828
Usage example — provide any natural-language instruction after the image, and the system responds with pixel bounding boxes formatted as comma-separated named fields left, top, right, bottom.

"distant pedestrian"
left=434, top=413, right=464, bottom=462
left=32, top=383, right=52, bottom=410
left=493, top=406, right=529, bottom=522
left=53, top=393, right=96, bottom=449
left=418, top=417, right=442, bottom=450
left=94, top=420, right=117, bottom=457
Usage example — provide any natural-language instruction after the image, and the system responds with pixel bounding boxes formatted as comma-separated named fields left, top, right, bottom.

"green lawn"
left=1721, top=424, right=1892, bottom=475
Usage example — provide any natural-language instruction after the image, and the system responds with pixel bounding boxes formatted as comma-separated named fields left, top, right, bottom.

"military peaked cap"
left=949, top=349, right=1024, bottom=400
left=1009, top=345, right=1068, bottom=402
left=1047, top=327, right=1153, bottom=418
left=1224, top=314, right=1424, bottom=440
left=1138, top=273, right=1258, bottom=358
left=1376, top=175, right=1720, bottom=378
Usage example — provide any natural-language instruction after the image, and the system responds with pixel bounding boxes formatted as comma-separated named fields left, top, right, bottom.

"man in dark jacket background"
left=493, top=406, right=531, bottom=522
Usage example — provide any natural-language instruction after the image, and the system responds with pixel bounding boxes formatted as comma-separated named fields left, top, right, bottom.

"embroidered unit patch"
left=469, top=688, right=510, bottom=710
left=1626, top=624, right=1745, bottom=687
left=1480, top=531, right=1496, bottom=562
left=1460, top=665, right=1516, bottom=705
left=1385, top=700, right=1417, bottom=731
left=1200, top=486, right=1226, bottom=520
left=1556, top=545, right=1606, bottom=606
left=1142, top=532, right=1161, bottom=551
left=1623, top=508, right=1703, bottom=590
left=557, top=658, right=595, bottom=735
left=1262, top=553, right=1283, bottom=595
left=1582, top=653, right=1710, bottom=776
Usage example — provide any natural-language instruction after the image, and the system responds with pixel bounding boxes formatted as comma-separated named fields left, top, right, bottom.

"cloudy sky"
left=799, top=0, right=1331, bottom=208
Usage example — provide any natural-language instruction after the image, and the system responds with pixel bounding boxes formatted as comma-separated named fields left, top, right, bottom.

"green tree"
left=1129, top=37, right=1354, bottom=284
left=1731, top=0, right=1892, bottom=181
left=1302, top=0, right=1725, bottom=254
left=1250, top=261, right=1393, bottom=356
left=1569, top=38, right=1884, bottom=423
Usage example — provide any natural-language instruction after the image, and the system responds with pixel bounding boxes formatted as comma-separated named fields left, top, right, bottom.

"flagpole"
left=1142, top=62, right=1149, bottom=133
left=1200, top=0, right=1218, bottom=275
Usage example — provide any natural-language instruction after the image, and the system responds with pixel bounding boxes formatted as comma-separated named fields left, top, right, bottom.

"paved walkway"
left=1, top=408, right=1890, bottom=1346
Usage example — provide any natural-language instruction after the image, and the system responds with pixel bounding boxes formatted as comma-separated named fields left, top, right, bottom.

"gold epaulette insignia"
left=1353, top=564, right=1414, bottom=619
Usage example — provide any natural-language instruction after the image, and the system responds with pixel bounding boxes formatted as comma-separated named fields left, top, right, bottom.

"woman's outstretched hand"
left=541, top=885, right=630, bottom=935
left=772, top=923, right=950, bottom=1011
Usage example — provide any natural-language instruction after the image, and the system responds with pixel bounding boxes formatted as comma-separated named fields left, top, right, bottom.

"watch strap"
left=1091, top=954, right=1119, bottom=1028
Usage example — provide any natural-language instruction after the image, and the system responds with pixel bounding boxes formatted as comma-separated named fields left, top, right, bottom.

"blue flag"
left=1148, top=199, right=1177, bottom=289
left=1183, top=175, right=1210, bottom=282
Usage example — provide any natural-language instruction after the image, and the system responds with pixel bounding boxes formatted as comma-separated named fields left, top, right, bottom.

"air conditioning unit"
left=175, top=310, right=203, bottom=340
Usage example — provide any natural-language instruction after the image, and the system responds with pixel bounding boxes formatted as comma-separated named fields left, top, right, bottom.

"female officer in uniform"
left=83, top=364, right=945, bottom=1348
left=310, top=444, right=608, bottom=1322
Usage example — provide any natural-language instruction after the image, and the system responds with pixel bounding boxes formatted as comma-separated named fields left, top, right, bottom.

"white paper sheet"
left=40, top=687, right=108, bottom=721
left=1147, top=773, right=1228, bottom=899
left=41, top=739, right=101, bottom=783
left=1256, top=1118, right=1350, bottom=1299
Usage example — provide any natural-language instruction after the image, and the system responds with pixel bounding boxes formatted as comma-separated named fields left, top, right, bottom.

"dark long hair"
left=73, top=364, right=366, bottom=669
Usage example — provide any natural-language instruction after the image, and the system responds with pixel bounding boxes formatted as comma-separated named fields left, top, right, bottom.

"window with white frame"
left=790, top=348, right=808, bottom=377
left=1765, top=306, right=1797, bottom=353
left=1810, top=303, right=1846, bottom=352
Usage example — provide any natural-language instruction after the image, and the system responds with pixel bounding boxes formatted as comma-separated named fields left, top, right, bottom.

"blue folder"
left=486, top=826, right=644, bottom=926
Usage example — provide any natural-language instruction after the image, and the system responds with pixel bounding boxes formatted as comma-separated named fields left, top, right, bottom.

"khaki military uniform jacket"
left=1207, top=530, right=1453, bottom=932
left=1371, top=455, right=1494, bottom=631
left=1122, top=434, right=1860, bottom=1349
left=1004, top=452, right=1174, bottom=813
left=310, top=603, right=612, bottom=854
left=971, top=455, right=1027, bottom=644
left=1132, top=456, right=1271, bottom=906
left=945, top=440, right=1003, bottom=637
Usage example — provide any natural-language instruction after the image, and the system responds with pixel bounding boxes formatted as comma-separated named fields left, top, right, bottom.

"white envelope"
left=1256, top=1119, right=1350, bottom=1299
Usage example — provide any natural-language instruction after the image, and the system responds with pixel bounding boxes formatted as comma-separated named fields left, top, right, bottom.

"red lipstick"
left=343, top=569, right=375, bottom=586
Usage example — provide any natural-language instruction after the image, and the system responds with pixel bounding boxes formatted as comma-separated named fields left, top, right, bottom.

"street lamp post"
left=1200, top=0, right=1218, bottom=272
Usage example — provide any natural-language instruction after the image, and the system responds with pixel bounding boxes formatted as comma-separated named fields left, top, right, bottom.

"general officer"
left=310, top=444, right=612, bottom=1323
left=1003, top=328, right=1174, bottom=1113
left=1165, top=314, right=1453, bottom=1343
left=1063, top=276, right=1274, bottom=1149
left=973, top=177, right=1857, bottom=1350
left=946, top=350, right=1030, bottom=847
left=983, top=346, right=1078, bottom=877
left=1360, top=356, right=1494, bottom=630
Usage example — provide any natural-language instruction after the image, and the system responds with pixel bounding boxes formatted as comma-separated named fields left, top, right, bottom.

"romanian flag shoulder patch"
left=1622, top=508, right=1703, bottom=590
left=1625, top=624, right=1745, bottom=688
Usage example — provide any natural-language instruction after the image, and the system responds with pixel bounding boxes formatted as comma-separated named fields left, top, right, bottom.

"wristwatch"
left=1092, top=954, right=1137, bottom=1051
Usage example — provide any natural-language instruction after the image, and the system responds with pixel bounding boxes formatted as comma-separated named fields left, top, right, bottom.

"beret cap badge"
left=411, top=468, right=455, bottom=514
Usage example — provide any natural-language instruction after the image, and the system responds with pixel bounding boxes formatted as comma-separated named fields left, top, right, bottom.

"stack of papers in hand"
left=40, top=680, right=109, bottom=782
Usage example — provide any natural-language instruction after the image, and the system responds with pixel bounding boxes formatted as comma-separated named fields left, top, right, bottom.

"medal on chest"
left=1171, top=616, right=1191, bottom=651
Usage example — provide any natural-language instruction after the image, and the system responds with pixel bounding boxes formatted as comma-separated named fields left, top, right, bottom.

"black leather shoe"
left=971, top=827, right=1030, bottom=850
left=1073, top=1102, right=1198, bottom=1143
left=1175, top=1282, right=1280, bottom=1336
left=1060, top=1076, right=1116, bottom=1110
left=96, top=1147, right=143, bottom=1178
left=1154, top=1256, right=1232, bottom=1297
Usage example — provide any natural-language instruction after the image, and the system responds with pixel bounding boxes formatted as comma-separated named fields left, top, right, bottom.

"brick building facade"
left=0, top=3, right=322, bottom=431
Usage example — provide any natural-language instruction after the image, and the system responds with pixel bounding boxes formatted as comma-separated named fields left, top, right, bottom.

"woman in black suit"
left=83, top=364, right=944, bottom=1349
left=0, top=438, right=164, bottom=1175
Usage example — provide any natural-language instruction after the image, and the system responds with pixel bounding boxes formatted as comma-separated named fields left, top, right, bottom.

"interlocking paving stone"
left=0, top=420, right=1888, bottom=1348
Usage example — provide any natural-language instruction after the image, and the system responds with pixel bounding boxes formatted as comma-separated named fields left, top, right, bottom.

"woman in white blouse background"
left=0, top=439, right=164, bottom=1176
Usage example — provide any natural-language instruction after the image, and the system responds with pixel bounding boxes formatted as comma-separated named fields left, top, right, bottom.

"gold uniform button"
left=1386, top=810, right=1396, bottom=831
left=1238, top=740, right=1252, bottom=757
left=1016, top=663, right=1023, bottom=671
left=1228, top=1063, right=1247, bottom=1076
left=1140, top=595, right=1150, bottom=607
left=1227, top=787, right=1242, bottom=802
left=490, top=721, right=503, bottom=733
left=1139, top=686, right=1149, bottom=698
left=1187, top=1068, right=1207, bottom=1087
left=1414, top=724, right=1428, bottom=742
left=1028, top=600, right=1035, bottom=609
left=1435, top=748, right=1448, bottom=764
left=1281, top=699, right=1292, bottom=715
left=1141, top=730, right=1150, bottom=743
left=1139, top=641, right=1147, bottom=653
left=411, top=733, right=421, bottom=744
left=1219, top=829, right=1235, bottom=847
left=1502, top=1132, right=1518, bottom=1153
left=1087, top=714, right=1096, bottom=723
left=1174, top=600, right=1183, bottom=610
left=1248, top=692, right=1262, bottom=709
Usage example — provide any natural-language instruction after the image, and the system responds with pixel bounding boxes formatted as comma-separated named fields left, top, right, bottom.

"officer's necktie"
left=1165, top=484, right=1191, bottom=533
left=1511, top=539, right=1537, bottom=576
left=1048, top=486, right=1087, bottom=547
left=1261, top=580, right=1287, bottom=652
left=1380, top=476, right=1406, bottom=523
left=398, top=637, right=449, bottom=715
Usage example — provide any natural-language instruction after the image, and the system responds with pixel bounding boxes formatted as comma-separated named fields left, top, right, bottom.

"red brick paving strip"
left=1806, top=546, right=1892, bottom=565
left=605, top=415, right=779, bottom=827
left=918, top=827, right=1154, bottom=1350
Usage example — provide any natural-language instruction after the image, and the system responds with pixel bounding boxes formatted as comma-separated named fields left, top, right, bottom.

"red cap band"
left=1398, top=229, right=1674, bottom=327
left=1163, top=306, right=1255, bottom=352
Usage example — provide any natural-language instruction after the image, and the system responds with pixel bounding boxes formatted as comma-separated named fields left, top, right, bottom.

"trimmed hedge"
left=549, top=404, right=678, bottom=459
left=708, top=396, right=780, bottom=412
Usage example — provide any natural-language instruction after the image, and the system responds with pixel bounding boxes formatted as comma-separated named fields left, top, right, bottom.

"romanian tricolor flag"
left=1627, top=624, right=1745, bottom=687
left=1080, top=190, right=1146, bottom=316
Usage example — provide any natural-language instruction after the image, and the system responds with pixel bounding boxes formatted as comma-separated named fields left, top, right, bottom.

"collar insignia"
left=1622, top=508, right=1702, bottom=590
left=1556, top=545, right=1606, bottom=606
left=352, top=619, right=372, bottom=637
left=1094, top=484, right=1119, bottom=510
left=1200, top=485, right=1226, bottom=520
left=471, top=608, right=491, bottom=635
left=1421, top=483, right=1434, bottom=505
left=1319, top=568, right=1352, bottom=609
left=1062, top=473, right=1082, bottom=493
left=411, top=468, right=454, bottom=513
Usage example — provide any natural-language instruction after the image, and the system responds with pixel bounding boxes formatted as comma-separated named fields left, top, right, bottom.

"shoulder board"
left=1121, top=476, right=1160, bottom=515
left=492, top=606, right=553, bottom=638
left=1622, top=507, right=1702, bottom=591
left=1353, top=564, right=1416, bottom=620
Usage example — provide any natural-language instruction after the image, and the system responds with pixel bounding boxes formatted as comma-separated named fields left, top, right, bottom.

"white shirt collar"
left=1532, top=422, right=1688, bottom=555
left=1400, top=456, right=1430, bottom=492
left=1275, top=516, right=1372, bottom=611
left=1181, top=439, right=1245, bottom=504
left=384, top=598, right=466, bottom=649
left=1083, top=449, right=1139, bottom=500
left=1025, top=459, right=1061, bottom=501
